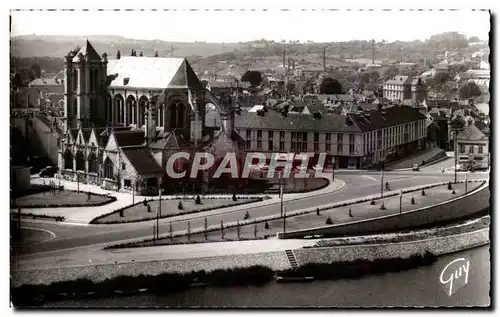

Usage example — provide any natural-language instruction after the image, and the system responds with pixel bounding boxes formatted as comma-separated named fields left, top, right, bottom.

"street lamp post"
left=77, top=171, right=80, bottom=193
left=465, top=172, right=468, bottom=194
left=399, top=189, right=403, bottom=214
left=454, top=131, right=458, bottom=184
left=283, top=205, right=287, bottom=235
left=132, top=178, right=135, bottom=205
left=280, top=171, right=284, bottom=218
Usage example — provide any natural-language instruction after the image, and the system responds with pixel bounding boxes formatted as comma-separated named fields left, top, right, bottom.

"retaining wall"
left=278, top=181, right=490, bottom=239
left=294, top=228, right=489, bottom=265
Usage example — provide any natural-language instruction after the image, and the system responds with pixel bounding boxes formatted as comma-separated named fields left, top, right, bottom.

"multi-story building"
left=456, top=122, right=490, bottom=170
left=383, top=76, right=412, bottom=101
left=234, top=106, right=427, bottom=169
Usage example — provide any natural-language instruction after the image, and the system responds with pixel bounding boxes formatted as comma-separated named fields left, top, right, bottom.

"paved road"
left=13, top=168, right=488, bottom=258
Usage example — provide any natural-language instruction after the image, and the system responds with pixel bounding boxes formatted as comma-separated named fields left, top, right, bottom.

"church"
left=58, top=40, right=245, bottom=195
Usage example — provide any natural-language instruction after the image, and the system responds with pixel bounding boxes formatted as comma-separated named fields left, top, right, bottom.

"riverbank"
left=12, top=251, right=437, bottom=307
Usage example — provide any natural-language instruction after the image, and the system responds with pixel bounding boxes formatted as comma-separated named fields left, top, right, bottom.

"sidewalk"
left=18, top=175, right=344, bottom=224
left=387, top=147, right=446, bottom=170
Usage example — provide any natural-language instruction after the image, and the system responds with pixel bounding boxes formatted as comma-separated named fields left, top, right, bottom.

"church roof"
left=113, top=131, right=145, bottom=147
left=72, top=40, right=102, bottom=62
left=121, top=147, right=164, bottom=175
left=456, top=124, right=488, bottom=141
left=107, top=57, right=204, bottom=91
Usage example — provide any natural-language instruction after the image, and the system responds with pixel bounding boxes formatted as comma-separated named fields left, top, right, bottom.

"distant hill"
left=10, top=35, right=241, bottom=58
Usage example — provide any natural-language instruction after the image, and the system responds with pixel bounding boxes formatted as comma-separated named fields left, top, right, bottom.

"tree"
left=319, top=77, right=342, bottom=94
left=286, top=82, right=296, bottom=94
left=459, top=82, right=482, bottom=99
left=131, top=49, right=137, bottom=57
left=241, top=70, right=263, bottom=87
left=154, top=51, right=159, bottom=57
left=383, top=66, right=399, bottom=80
left=116, top=50, right=121, bottom=59
left=30, top=64, right=41, bottom=79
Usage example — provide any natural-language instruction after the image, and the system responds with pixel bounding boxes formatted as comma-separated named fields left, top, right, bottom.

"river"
left=42, top=245, right=490, bottom=308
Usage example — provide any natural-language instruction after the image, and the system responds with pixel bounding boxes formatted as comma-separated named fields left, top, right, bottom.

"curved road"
left=13, top=166, right=489, bottom=259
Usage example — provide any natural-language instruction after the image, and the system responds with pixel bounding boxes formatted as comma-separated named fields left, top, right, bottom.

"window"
left=291, top=132, right=296, bottom=140
left=326, top=143, right=331, bottom=152
left=246, top=130, right=251, bottom=139
left=291, top=142, right=296, bottom=151
left=268, top=141, right=274, bottom=151
left=460, top=145, right=465, bottom=153
left=337, top=144, right=343, bottom=154
left=302, top=132, right=308, bottom=141
left=325, top=133, right=331, bottom=141
left=257, top=130, right=262, bottom=139
left=279, top=131, right=285, bottom=140
left=314, top=143, right=319, bottom=152
left=246, top=140, right=251, bottom=149
left=124, top=179, right=131, bottom=188
left=469, top=145, right=474, bottom=154
left=349, top=134, right=355, bottom=143
left=479, top=145, right=484, bottom=154
left=122, top=163, right=126, bottom=171
left=279, top=141, right=285, bottom=151
left=302, top=142, right=308, bottom=151
left=72, top=69, right=78, bottom=91
left=349, top=144, right=355, bottom=155
left=337, top=133, right=343, bottom=143
left=268, top=131, right=274, bottom=139
left=314, top=132, right=319, bottom=142
left=257, top=140, right=262, bottom=149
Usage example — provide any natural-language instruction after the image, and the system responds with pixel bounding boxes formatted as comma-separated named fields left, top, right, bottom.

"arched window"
left=64, top=149, right=73, bottom=170
left=75, top=151, right=85, bottom=172
left=88, top=153, right=98, bottom=174
left=114, top=94, right=125, bottom=124
left=103, top=157, right=114, bottom=179
left=126, top=96, right=136, bottom=126
left=170, top=100, right=185, bottom=129
left=72, top=69, right=78, bottom=91
left=138, top=96, right=148, bottom=127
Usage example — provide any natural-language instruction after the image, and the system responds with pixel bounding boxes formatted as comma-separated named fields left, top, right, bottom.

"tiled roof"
left=350, top=106, right=427, bottom=132
left=205, top=110, right=221, bottom=128
left=28, top=78, right=63, bottom=87
left=384, top=76, right=411, bottom=85
left=304, top=103, right=327, bottom=114
left=108, top=57, right=203, bottom=91
left=121, top=147, right=164, bottom=175
left=114, top=131, right=145, bottom=147
left=72, top=40, right=102, bottom=62
left=234, top=110, right=362, bottom=133
left=456, top=124, right=488, bottom=141
left=150, top=132, right=179, bottom=150
left=47, top=93, right=64, bottom=105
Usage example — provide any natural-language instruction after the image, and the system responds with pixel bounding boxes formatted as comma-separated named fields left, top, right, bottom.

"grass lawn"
left=11, top=228, right=54, bottom=246
left=130, top=182, right=482, bottom=247
left=94, top=198, right=259, bottom=224
left=12, top=191, right=114, bottom=208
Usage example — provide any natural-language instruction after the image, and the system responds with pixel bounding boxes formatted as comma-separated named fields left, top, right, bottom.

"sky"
left=10, top=9, right=491, bottom=43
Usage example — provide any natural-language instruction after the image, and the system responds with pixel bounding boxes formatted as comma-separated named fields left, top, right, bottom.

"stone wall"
left=294, top=228, right=489, bottom=265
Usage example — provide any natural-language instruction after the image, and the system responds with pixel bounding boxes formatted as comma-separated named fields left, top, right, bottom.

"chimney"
left=283, top=50, right=286, bottom=69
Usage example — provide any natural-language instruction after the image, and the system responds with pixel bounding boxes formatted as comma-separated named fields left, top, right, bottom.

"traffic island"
left=110, top=181, right=484, bottom=247
left=11, top=190, right=116, bottom=209
left=90, top=197, right=266, bottom=224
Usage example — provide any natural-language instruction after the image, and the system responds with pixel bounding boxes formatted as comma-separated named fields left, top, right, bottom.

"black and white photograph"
left=8, top=7, right=491, bottom=308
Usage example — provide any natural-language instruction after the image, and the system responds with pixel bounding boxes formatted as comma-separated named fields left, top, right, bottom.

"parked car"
left=39, top=166, right=58, bottom=178
left=412, top=164, right=420, bottom=171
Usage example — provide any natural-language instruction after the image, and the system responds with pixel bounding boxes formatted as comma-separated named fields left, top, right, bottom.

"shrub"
left=348, top=208, right=353, bottom=217
left=325, top=217, right=333, bottom=225
left=178, top=201, right=183, bottom=210
left=448, top=182, right=452, bottom=190
left=421, top=189, right=426, bottom=196
left=147, top=205, right=151, bottom=213
left=143, top=199, right=147, bottom=206
left=370, top=199, right=375, bottom=205
left=195, top=195, right=201, bottom=205
left=119, top=210, right=124, bottom=218
left=380, top=203, right=386, bottom=210
left=452, top=190, right=456, bottom=194
left=316, top=208, right=320, bottom=215
left=265, top=221, right=270, bottom=230
left=232, top=193, right=237, bottom=202
left=411, top=197, right=415, bottom=205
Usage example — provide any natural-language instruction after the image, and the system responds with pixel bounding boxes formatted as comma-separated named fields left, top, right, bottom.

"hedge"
left=11, top=251, right=436, bottom=307
left=91, top=197, right=267, bottom=225
left=11, top=189, right=116, bottom=209
left=10, top=212, right=65, bottom=222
